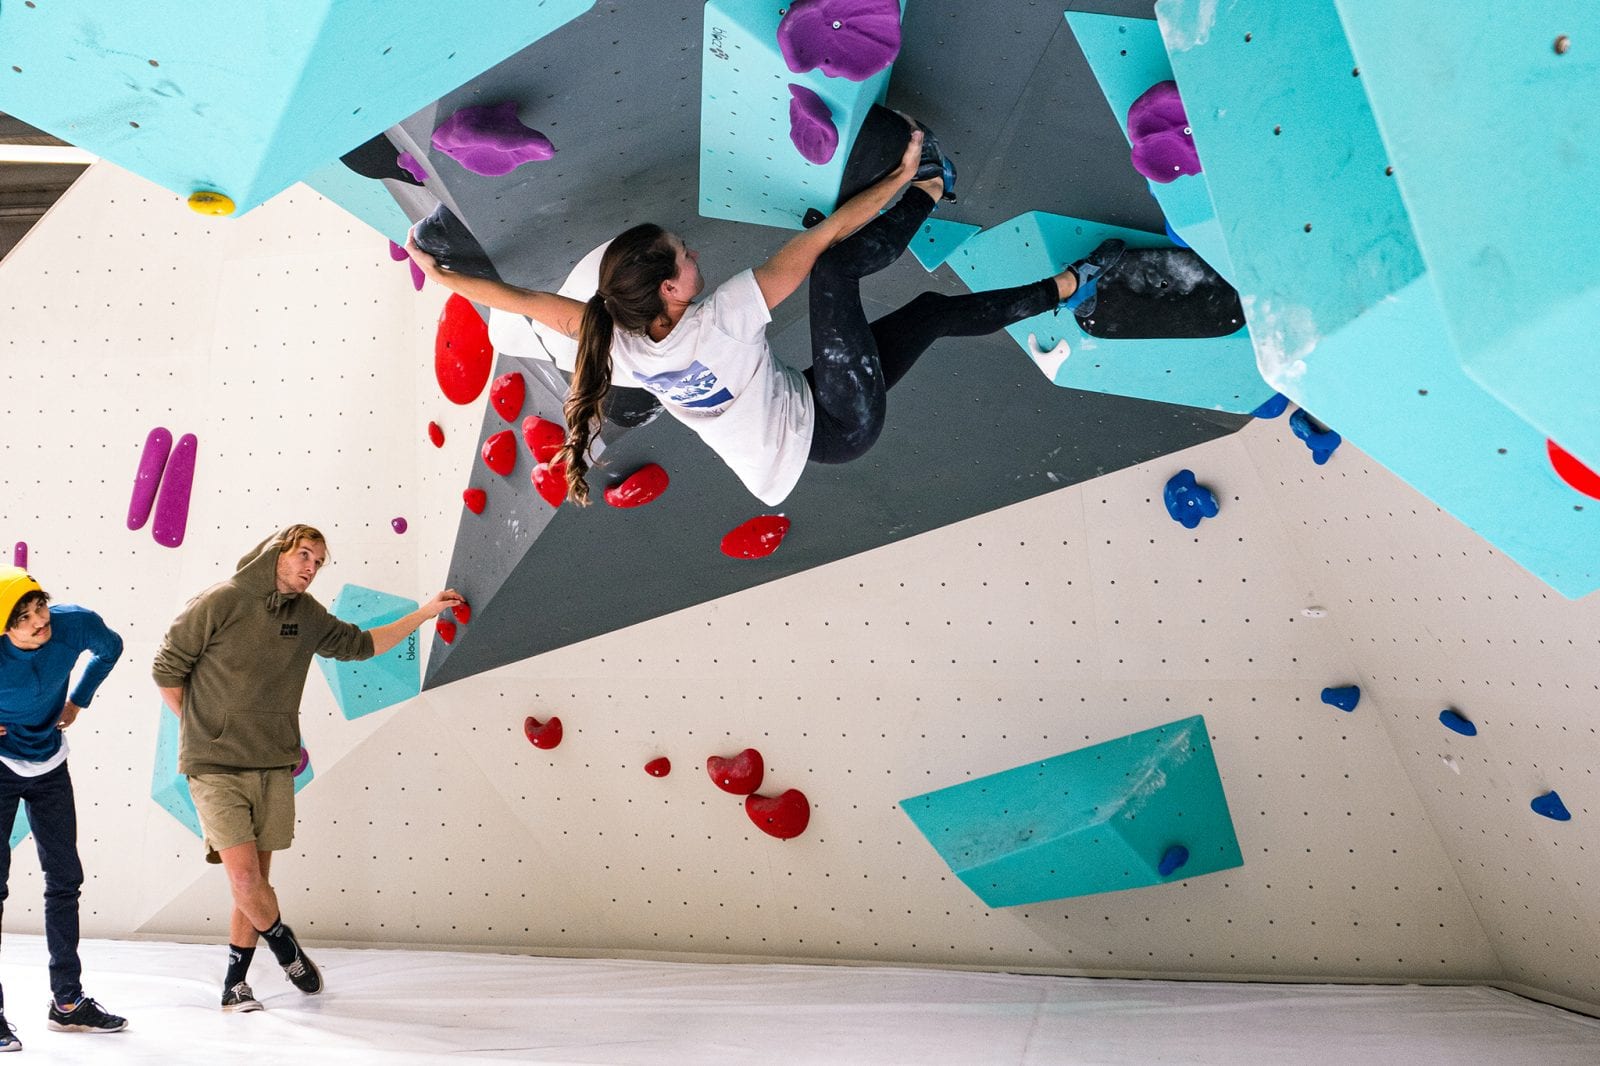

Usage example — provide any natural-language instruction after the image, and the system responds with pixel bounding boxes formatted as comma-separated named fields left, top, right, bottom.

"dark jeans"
left=0, top=761, right=84, bottom=1008
left=805, top=187, right=1060, bottom=464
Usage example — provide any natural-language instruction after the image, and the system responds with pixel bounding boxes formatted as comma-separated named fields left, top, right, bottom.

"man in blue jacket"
left=0, top=567, right=127, bottom=1051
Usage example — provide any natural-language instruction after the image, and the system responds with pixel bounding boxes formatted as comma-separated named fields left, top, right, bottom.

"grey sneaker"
left=221, top=982, right=264, bottom=1013
left=46, top=995, right=127, bottom=1033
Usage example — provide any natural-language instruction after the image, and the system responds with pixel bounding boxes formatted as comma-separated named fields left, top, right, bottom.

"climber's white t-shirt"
left=609, top=269, right=814, bottom=505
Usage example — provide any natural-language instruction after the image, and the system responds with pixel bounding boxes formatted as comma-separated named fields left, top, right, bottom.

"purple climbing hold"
left=1128, top=80, right=1200, bottom=184
left=151, top=433, right=198, bottom=549
left=1530, top=791, right=1571, bottom=821
left=431, top=102, right=556, bottom=177
left=1320, top=685, right=1360, bottom=712
left=397, top=151, right=428, bottom=183
left=388, top=240, right=408, bottom=262
left=391, top=517, right=408, bottom=535
left=409, top=260, right=425, bottom=291
left=128, top=427, right=174, bottom=531
left=1158, top=845, right=1190, bottom=877
left=295, top=746, right=310, bottom=778
left=777, top=0, right=902, bottom=82
left=788, top=84, right=839, bottom=164
left=11, top=543, right=25, bottom=568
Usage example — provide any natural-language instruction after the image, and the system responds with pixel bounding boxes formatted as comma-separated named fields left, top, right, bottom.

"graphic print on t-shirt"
left=633, top=361, right=733, bottom=409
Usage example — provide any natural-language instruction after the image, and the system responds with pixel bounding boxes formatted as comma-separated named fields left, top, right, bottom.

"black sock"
left=256, top=916, right=300, bottom=967
left=224, top=944, right=255, bottom=988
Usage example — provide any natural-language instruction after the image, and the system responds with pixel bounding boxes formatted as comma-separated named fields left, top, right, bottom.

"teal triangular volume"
left=0, top=1, right=594, bottom=216
left=949, top=212, right=1270, bottom=414
left=151, top=705, right=315, bottom=840
left=699, top=0, right=902, bottom=229
left=900, top=715, right=1242, bottom=906
left=909, top=218, right=981, bottom=271
left=317, top=584, right=420, bottom=721
left=9, top=806, right=29, bottom=849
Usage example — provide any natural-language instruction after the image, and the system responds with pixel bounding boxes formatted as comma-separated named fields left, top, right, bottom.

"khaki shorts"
left=187, top=769, right=296, bottom=864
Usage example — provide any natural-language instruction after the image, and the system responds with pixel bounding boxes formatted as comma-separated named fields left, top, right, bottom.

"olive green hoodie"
left=152, top=529, right=373, bottom=775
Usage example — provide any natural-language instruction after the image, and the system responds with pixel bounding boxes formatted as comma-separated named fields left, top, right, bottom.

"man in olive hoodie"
left=152, top=525, right=461, bottom=1013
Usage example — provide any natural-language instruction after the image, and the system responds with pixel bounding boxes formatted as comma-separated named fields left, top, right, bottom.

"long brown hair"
left=554, top=223, right=678, bottom=504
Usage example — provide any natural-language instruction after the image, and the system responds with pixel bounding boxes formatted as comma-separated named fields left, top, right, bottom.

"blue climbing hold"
left=1531, top=791, right=1572, bottom=822
left=1320, top=685, right=1360, bottom=712
left=1162, top=218, right=1190, bottom=249
left=1438, top=709, right=1477, bottom=736
left=1290, top=408, right=1341, bottom=464
left=1252, top=392, right=1290, bottom=419
left=1158, top=844, right=1190, bottom=877
left=1164, top=469, right=1220, bottom=529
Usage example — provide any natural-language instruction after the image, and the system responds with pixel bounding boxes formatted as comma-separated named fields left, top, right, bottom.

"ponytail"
left=554, top=223, right=678, bottom=506
left=556, top=294, right=615, bottom=506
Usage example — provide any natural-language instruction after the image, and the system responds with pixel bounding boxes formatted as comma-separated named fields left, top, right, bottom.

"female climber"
left=407, top=121, right=1124, bottom=506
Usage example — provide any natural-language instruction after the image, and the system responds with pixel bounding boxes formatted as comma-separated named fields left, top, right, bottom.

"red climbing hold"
left=490, top=372, right=526, bottom=422
left=745, top=789, right=810, bottom=839
left=427, top=421, right=445, bottom=448
left=453, top=600, right=472, bottom=625
left=435, top=293, right=493, bottom=405
left=521, top=415, right=565, bottom=463
left=604, top=463, right=669, bottom=508
left=532, top=460, right=568, bottom=507
left=1548, top=439, right=1600, bottom=500
left=525, top=715, right=563, bottom=749
left=463, top=487, right=487, bottom=514
left=706, top=748, right=764, bottom=795
left=436, top=618, right=457, bottom=644
left=720, top=515, right=791, bottom=559
left=645, top=757, right=672, bottom=778
left=482, top=430, right=517, bottom=477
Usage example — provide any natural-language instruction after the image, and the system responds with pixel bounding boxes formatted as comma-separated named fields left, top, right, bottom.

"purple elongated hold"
left=397, top=151, right=428, bottom=183
left=388, top=240, right=408, bottom=262
left=777, top=0, right=902, bottom=82
left=12, top=542, right=25, bottom=568
left=788, top=84, right=839, bottom=164
left=128, top=427, right=173, bottom=531
left=151, top=433, right=197, bottom=549
left=431, top=101, right=556, bottom=177
left=1128, top=80, right=1200, bottom=184
left=410, top=260, right=425, bottom=291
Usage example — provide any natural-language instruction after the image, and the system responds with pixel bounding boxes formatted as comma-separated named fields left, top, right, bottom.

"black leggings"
left=803, top=187, right=1060, bottom=464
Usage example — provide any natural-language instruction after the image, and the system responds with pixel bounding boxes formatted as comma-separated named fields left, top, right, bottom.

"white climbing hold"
left=1027, top=333, right=1071, bottom=381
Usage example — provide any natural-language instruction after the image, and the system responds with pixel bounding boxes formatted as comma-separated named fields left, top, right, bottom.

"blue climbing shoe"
left=1060, top=239, right=1126, bottom=319
left=910, top=120, right=957, bottom=202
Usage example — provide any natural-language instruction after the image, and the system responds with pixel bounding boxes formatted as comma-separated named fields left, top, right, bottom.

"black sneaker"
left=46, top=996, right=127, bottom=1033
left=0, top=1013, right=19, bottom=1052
left=221, top=981, right=264, bottom=1013
left=282, top=948, right=323, bottom=995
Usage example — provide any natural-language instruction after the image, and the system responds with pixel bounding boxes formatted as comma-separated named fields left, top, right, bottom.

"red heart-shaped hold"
left=462, top=487, right=487, bottom=514
left=745, top=789, right=810, bottom=839
left=453, top=600, right=472, bottom=625
left=521, top=415, right=565, bottom=463
left=427, top=421, right=445, bottom=448
left=532, top=460, right=568, bottom=507
left=525, top=715, right=563, bottom=749
left=644, top=757, right=671, bottom=778
left=435, top=294, right=493, bottom=405
left=436, top=618, right=457, bottom=644
left=720, top=515, right=791, bottom=559
left=1548, top=439, right=1600, bottom=499
left=706, top=748, right=764, bottom=795
left=604, top=463, right=669, bottom=508
left=481, top=430, right=517, bottom=476
left=489, top=372, right=526, bottom=422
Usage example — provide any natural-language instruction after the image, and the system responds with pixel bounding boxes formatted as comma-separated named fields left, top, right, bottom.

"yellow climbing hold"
left=187, top=190, right=235, bottom=216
